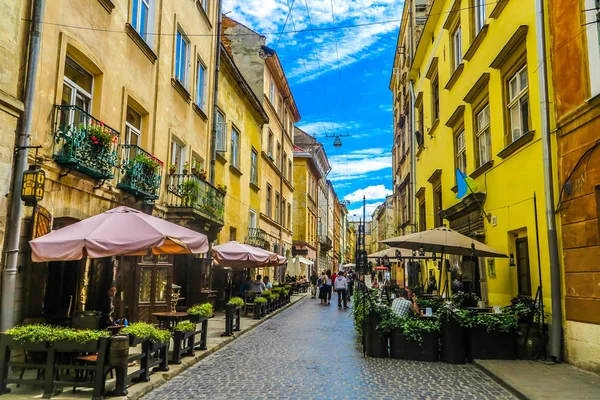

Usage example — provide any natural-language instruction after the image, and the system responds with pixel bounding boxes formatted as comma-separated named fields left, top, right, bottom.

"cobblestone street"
left=144, top=297, right=516, bottom=400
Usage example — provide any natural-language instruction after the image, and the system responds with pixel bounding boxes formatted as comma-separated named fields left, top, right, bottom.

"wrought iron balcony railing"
left=53, top=105, right=120, bottom=179
left=117, top=144, right=163, bottom=201
left=165, top=174, right=225, bottom=224
left=246, top=227, right=269, bottom=249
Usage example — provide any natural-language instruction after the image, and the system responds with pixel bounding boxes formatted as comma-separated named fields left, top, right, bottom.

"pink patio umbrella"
left=29, top=206, right=209, bottom=262
left=212, top=241, right=282, bottom=270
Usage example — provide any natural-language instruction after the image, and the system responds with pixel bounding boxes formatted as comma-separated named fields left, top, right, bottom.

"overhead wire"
left=328, top=0, right=349, bottom=123
left=274, top=0, right=297, bottom=52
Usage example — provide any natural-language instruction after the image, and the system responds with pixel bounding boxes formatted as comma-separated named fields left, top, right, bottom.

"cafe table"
left=151, top=312, right=190, bottom=330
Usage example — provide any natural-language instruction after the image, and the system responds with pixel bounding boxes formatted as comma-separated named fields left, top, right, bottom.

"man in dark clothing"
left=309, top=272, right=319, bottom=299
left=98, top=286, right=117, bottom=329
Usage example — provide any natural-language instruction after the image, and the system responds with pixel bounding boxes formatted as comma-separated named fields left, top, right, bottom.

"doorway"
left=134, top=254, right=173, bottom=323
left=516, top=237, right=532, bottom=296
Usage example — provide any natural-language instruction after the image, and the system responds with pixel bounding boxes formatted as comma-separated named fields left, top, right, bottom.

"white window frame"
left=475, top=0, right=486, bottom=34
left=231, top=126, right=240, bottom=169
left=266, top=185, right=273, bottom=218
left=455, top=130, right=466, bottom=173
left=131, top=0, right=155, bottom=47
left=125, top=106, right=142, bottom=162
left=275, top=192, right=280, bottom=223
left=198, top=0, right=208, bottom=12
left=278, top=94, right=283, bottom=117
left=171, top=139, right=186, bottom=174
left=452, top=24, right=462, bottom=71
left=269, top=81, right=275, bottom=104
left=267, top=131, right=274, bottom=157
left=175, top=28, right=190, bottom=88
left=62, top=57, right=93, bottom=127
left=476, top=104, right=491, bottom=167
left=288, top=159, right=292, bottom=182
left=196, top=59, right=207, bottom=110
left=249, top=209, right=257, bottom=229
left=507, top=65, right=529, bottom=142
left=584, top=0, right=600, bottom=97
left=215, top=110, right=226, bottom=152
left=251, top=148, right=258, bottom=184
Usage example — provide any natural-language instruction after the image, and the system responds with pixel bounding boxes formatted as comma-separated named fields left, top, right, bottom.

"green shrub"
left=262, top=289, right=272, bottom=297
left=271, top=292, right=280, bottom=299
left=121, top=322, right=171, bottom=343
left=254, top=297, right=267, bottom=304
left=282, top=289, right=289, bottom=296
left=416, top=297, right=443, bottom=312
left=284, top=285, right=292, bottom=290
left=5, top=325, right=110, bottom=344
left=173, top=321, right=196, bottom=332
left=466, top=313, right=518, bottom=333
left=228, top=297, right=244, bottom=307
left=188, top=303, right=214, bottom=318
left=435, top=302, right=471, bottom=326
left=271, top=287, right=282, bottom=293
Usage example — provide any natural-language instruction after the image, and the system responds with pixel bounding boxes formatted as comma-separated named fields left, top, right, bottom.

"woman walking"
left=325, top=270, right=333, bottom=305
left=319, top=271, right=328, bottom=305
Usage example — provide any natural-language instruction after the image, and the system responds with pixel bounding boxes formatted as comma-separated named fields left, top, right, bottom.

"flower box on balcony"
left=117, top=145, right=163, bottom=200
left=166, top=174, right=225, bottom=224
left=53, top=105, right=119, bottom=180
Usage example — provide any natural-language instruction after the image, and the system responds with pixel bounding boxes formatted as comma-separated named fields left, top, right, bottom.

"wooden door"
left=134, top=255, right=173, bottom=323
left=516, top=238, right=532, bottom=296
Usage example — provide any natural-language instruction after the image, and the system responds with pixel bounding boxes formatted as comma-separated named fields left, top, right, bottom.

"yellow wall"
left=412, top=0, right=560, bottom=311
left=292, top=157, right=318, bottom=250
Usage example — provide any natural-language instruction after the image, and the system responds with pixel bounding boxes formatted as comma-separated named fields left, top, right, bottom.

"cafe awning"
left=29, top=206, right=209, bottom=262
left=212, top=241, right=282, bottom=269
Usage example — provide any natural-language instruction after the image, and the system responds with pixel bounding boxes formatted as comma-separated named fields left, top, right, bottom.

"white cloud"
left=347, top=202, right=382, bottom=221
left=222, top=0, right=402, bottom=83
left=328, top=148, right=392, bottom=181
left=297, top=120, right=360, bottom=136
left=344, top=185, right=392, bottom=202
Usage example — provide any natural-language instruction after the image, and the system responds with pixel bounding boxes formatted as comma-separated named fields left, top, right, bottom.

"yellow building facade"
left=411, top=0, right=559, bottom=310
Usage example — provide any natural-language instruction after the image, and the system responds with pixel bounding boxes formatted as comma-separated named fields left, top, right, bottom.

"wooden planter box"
left=52, top=339, right=99, bottom=353
left=389, top=329, right=439, bottom=362
left=171, top=330, right=195, bottom=364
left=468, top=327, right=516, bottom=360
left=440, top=319, right=466, bottom=364
left=516, top=322, right=543, bottom=360
left=364, top=313, right=388, bottom=358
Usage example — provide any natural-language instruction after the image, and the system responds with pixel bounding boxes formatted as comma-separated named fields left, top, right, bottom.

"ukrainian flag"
left=456, top=169, right=478, bottom=199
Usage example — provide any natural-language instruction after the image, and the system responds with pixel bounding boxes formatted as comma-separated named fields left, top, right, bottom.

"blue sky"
left=223, top=0, right=404, bottom=220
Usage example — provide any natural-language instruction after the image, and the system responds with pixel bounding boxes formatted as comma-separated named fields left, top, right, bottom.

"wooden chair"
left=244, top=291, right=256, bottom=317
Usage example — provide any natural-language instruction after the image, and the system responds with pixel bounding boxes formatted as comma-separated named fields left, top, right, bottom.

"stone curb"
left=473, top=360, right=530, bottom=400
left=118, top=294, right=307, bottom=400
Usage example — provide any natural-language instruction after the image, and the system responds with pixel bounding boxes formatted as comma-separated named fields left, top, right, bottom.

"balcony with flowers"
left=52, top=105, right=119, bottom=180
left=117, top=145, right=163, bottom=201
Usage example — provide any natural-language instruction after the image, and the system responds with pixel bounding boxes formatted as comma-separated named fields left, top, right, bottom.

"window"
left=419, top=200, right=426, bottom=231
left=418, top=105, right=424, bottom=135
left=283, top=152, right=287, bottom=178
left=132, top=0, right=150, bottom=41
left=198, top=0, right=208, bottom=12
left=475, top=0, right=486, bottom=34
left=288, top=159, right=293, bottom=181
left=584, top=0, right=600, bottom=96
left=125, top=106, right=142, bottom=162
left=231, top=126, right=240, bottom=168
left=287, top=203, right=292, bottom=229
left=281, top=198, right=286, bottom=227
left=175, top=29, right=189, bottom=88
left=275, top=192, right=280, bottom=223
left=192, top=155, right=204, bottom=171
left=269, top=80, right=275, bottom=104
left=516, top=237, right=532, bottom=296
left=171, top=140, right=184, bottom=173
left=249, top=209, right=257, bottom=229
left=431, top=76, right=440, bottom=121
left=276, top=142, right=281, bottom=170
left=401, top=189, right=408, bottom=224
left=251, top=149, right=258, bottom=185
left=476, top=104, right=491, bottom=167
left=433, top=185, right=443, bottom=227
left=278, top=94, right=283, bottom=117
left=267, top=131, right=274, bottom=157
left=62, top=56, right=93, bottom=119
left=455, top=130, right=467, bottom=173
left=507, top=65, right=529, bottom=142
left=266, top=185, right=272, bottom=218
left=452, top=25, right=462, bottom=71
left=229, top=227, right=237, bottom=242
left=215, top=110, right=226, bottom=152
left=196, top=60, right=206, bottom=110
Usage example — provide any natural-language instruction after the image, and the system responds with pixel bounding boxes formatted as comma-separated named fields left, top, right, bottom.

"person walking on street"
left=319, top=272, right=328, bottom=305
left=310, top=271, right=319, bottom=299
left=325, top=270, right=333, bottom=305
left=334, top=273, right=348, bottom=309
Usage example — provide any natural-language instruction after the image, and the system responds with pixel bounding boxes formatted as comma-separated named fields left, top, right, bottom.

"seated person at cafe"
left=263, top=275, right=273, bottom=290
left=391, top=289, right=419, bottom=318
left=240, top=276, right=252, bottom=294
left=98, top=286, right=118, bottom=329
left=250, top=274, right=266, bottom=293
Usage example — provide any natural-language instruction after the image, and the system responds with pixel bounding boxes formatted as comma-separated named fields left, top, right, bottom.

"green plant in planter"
left=173, top=321, right=196, bottom=332
left=436, top=302, right=471, bottom=326
left=465, top=313, right=518, bottom=333
left=121, top=322, right=172, bottom=343
left=188, top=303, right=214, bottom=318
left=375, top=304, right=400, bottom=335
left=271, top=287, right=282, bottom=293
left=228, top=297, right=244, bottom=307
left=181, top=179, right=201, bottom=207
left=5, top=325, right=110, bottom=344
left=351, top=289, right=379, bottom=337
left=254, top=297, right=267, bottom=304
left=271, top=292, right=280, bottom=299
left=284, top=285, right=292, bottom=290
left=399, top=317, right=441, bottom=345
left=282, top=289, right=289, bottom=296
left=416, top=297, right=444, bottom=312
left=502, top=296, right=543, bottom=322
left=451, top=291, right=480, bottom=308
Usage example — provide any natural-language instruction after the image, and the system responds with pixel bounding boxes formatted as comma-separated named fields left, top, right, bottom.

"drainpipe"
left=409, top=1, right=417, bottom=234
left=534, top=0, right=562, bottom=361
left=209, top=0, right=223, bottom=186
left=1, top=0, right=45, bottom=331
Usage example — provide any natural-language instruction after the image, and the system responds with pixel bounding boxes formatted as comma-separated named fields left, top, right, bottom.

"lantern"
left=333, top=137, right=342, bottom=148
left=21, top=167, right=45, bottom=206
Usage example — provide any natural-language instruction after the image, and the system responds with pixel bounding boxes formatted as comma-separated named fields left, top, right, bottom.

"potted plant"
left=466, top=313, right=518, bottom=360
left=254, top=297, right=267, bottom=319
left=215, top=183, right=227, bottom=195
left=503, top=296, right=544, bottom=359
left=379, top=315, right=440, bottom=361
left=121, top=322, right=172, bottom=348
left=172, top=321, right=196, bottom=364
left=188, top=303, right=213, bottom=323
left=181, top=179, right=201, bottom=207
left=198, top=168, right=207, bottom=180
left=182, top=161, right=190, bottom=174
left=169, top=163, right=177, bottom=175
left=228, top=297, right=244, bottom=309
left=191, top=161, right=198, bottom=175
left=452, top=291, right=480, bottom=308
left=416, top=297, right=444, bottom=313
left=365, top=304, right=390, bottom=358
left=437, top=302, right=470, bottom=364
left=51, top=328, right=111, bottom=352
left=4, top=325, right=56, bottom=350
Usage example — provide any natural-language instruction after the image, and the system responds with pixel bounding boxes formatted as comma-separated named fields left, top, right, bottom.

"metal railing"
left=117, top=144, right=163, bottom=200
left=53, top=105, right=120, bottom=179
left=245, top=227, right=269, bottom=249
left=165, top=174, right=225, bottom=223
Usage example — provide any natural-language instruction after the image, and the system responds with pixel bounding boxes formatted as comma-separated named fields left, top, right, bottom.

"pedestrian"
left=325, top=270, right=333, bottom=305
left=331, top=270, right=338, bottom=287
left=310, top=271, right=319, bottom=299
left=334, top=273, right=348, bottom=309
left=391, top=289, right=419, bottom=318
left=319, top=271, right=328, bottom=305
left=250, top=274, right=265, bottom=293
left=344, top=271, right=352, bottom=302
left=372, top=277, right=379, bottom=289
left=263, top=275, right=273, bottom=290
left=239, top=275, right=252, bottom=295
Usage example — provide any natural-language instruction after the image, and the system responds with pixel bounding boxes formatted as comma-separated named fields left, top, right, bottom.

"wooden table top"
left=151, top=312, right=189, bottom=318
